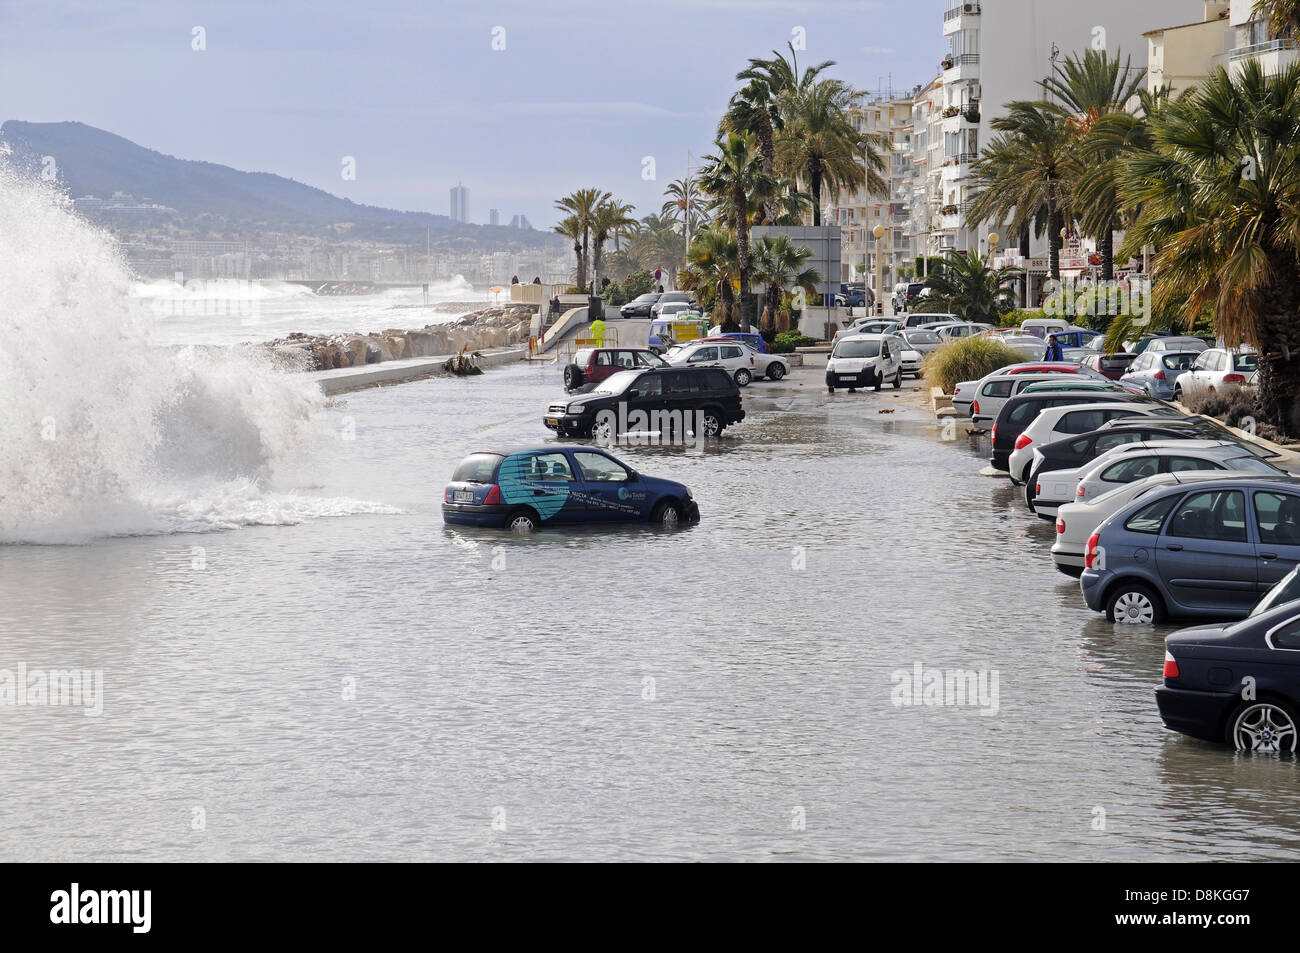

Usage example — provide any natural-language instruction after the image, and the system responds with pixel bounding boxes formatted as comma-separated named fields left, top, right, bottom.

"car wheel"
left=1105, top=582, right=1164, bottom=625
left=651, top=500, right=682, bottom=527
left=827, top=385, right=835, bottom=394
left=700, top=411, right=723, bottom=437
left=1227, top=699, right=1299, bottom=753
left=892, top=369, right=902, bottom=390
left=1173, top=385, right=1183, bottom=402
left=734, top=368, right=752, bottom=386
left=506, top=509, right=539, bottom=533
left=767, top=363, right=786, bottom=381
left=590, top=415, right=615, bottom=443
left=873, top=373, right=883, bottom=392
left=563, top=364, right=584, bottom=390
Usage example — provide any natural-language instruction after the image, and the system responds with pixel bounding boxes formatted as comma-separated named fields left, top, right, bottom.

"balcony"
left=943, top=3, right=981, bottom=37
left=941, top=53, right=981, bottom=82
left=1227, top=38, right=1300, bottom=77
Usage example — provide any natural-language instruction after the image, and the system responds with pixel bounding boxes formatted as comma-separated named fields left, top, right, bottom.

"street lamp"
left=873, top=224, right=886, bottom=315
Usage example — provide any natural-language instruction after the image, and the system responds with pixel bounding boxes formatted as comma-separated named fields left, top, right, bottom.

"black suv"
left=543, top=366, right=745, bottom=439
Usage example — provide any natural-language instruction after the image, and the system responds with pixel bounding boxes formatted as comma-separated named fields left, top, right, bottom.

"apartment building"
left=1225, top=0, right=1300, bottom=75
left=1145, top=2, right=1232, bottom=95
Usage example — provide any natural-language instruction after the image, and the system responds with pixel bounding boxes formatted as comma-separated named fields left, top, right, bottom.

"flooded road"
left=4, top=361, right=1300, bottom=861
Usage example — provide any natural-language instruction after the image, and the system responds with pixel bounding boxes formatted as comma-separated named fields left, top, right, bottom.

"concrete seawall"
left=309, top=347, right=526, bottom=395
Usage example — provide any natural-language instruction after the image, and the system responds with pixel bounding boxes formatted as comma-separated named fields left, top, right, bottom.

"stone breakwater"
left=265, top=304, right=534, bottom=371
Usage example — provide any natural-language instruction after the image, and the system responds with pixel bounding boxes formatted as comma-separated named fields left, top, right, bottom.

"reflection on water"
left=2, top=362, right=1298, bottom=861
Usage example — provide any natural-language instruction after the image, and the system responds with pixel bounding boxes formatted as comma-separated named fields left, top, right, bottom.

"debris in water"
left=443, top=346, right=483, bottom=376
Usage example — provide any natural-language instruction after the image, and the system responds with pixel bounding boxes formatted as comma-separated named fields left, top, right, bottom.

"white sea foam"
left=0, top=165, right=400, bottom=544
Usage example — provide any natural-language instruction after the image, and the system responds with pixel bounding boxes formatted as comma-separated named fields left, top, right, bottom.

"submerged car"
left=544, top=366, right=745, bottom=439
left=442, top=446, right=699, bottom=531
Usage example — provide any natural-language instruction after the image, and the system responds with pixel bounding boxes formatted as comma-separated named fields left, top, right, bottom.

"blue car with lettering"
left=442, top=446, right=699, bottom=531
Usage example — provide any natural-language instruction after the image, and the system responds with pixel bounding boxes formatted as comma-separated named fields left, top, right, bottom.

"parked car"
left=852, top=319, right=903, bottom=336
left=951, top=362, right=1100, bottom=417
left=1120, top=350, right=1201, bottom=399
left=1095, top=414, right=1281, bottom=458
left=996, top=333, right=1050, bottom=361
left=900, top=312, right=959, bottom=330
left=899, top=342, right=924, bottom=377
left=835, top=285, right=867, bottom=307
left=656, top=301, right=696, bottom=321
left=664, top=339, right=788, bottom=385
left=1019, top=317, right=1073, bottom=339
left=988, top=391, right=1165, bottom=478
left=1156, top=592, right=1300, bottom=751
left=936, top=322, right=995, bottom=340
left=648, top=291, right=697, bottom=318
left=705, top=331, right=770, bottom=353
left=899, top=328, right=943, bottom=356
left=563, top=347, right=668, bottom=391
left=1007, top=401, right=1184, bottom=487
left=1051, top=471, right=1238, bottom=576
left=619, top=292, right=663, bottom=319
left=1080, top=475, right=1300, bottom=624
left=894, top=282, right=926, bottom=312
left=543, top=366, right=744, bottom=439
left=971, top=373, right=1123, bottom=429
left=1173, top=347, right=1260, bottom=400
left=833, top=316, right=881, bottom=341
left=1034, top=441, right=1284, bottom=517
left=1018, top=380, right=1124, bottom=397
left=1145, top=336, right=1209, bottom=354
left=1081, top=352, right=1138, bottom=380
left=1127, top=331, right=1176, bottom=354
left=442, top=446, right=699, bottom=531
left=825, top=333, right=904, bottom=393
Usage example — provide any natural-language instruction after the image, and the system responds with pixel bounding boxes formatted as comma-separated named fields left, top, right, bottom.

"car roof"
left=1135, top=473, right=1300, bottom=492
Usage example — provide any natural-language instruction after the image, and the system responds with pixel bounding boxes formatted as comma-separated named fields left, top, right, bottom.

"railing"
left=1230, top=38, right=1299, bottom=59
left=941, top=53, right=980, bottom=71
left=944, top=3, right=980, bottom=21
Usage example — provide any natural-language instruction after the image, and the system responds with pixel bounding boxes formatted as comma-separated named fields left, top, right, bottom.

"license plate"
left=453, top=490, right=474, bottom=503
left=838, top=374, right=857, bottom=382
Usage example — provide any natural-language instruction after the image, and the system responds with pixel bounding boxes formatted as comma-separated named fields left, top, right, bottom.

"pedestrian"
left=511, top=275, right=519, bottom=285
left=1045, top=334, right=1064, bottom=362
left=657, top=284, right=665, bottom=293
left=532, top=276, right=541, bottom=284
left=590, top=315, right=607, bottom=347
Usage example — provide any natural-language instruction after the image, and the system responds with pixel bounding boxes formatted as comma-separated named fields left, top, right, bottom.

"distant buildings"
left=510, top=214, right=532, bottom=230
left=450, top=182, right=469, bottom=223
left=489, top=208, right=500, bottom=226
left=1223, top=0, right=1299, bottom=76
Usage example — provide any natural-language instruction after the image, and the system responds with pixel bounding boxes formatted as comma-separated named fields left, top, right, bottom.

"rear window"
left=1100, top=355, right=1136, bottom=371
left=1234, top=353, right=1259, bottom=372
left=573, top=349, right=593, bottom=366
left=452, top=453, right=501, bottom=483
left=835, top=340, right=881, bottom=358
left=1161, top=353, right=1197, bottom=371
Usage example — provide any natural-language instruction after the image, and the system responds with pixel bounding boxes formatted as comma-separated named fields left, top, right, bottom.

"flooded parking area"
left=4, top=361, right=1300, bottom=861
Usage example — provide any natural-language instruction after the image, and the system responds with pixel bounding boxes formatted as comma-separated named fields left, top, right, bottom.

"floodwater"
left=4, top=361, right=1300, bottom=862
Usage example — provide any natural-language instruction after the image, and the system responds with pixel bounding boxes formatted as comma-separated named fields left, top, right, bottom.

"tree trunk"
left=1100, top=227, right=1114, bottom=282
left=1257, top=251, right=1300, bottom=436
left=765, top=283, right=781, bottom=331
left=811, top=169, right=823, bottom=227
left=592, top=236, right=604, bottom=293
left=759, top=113, right=776, bottom=225
left=581, top=231, right=590, bottom=291
left=736, top=186, right=753, bottom=329
left=1048, top=203, right=1062, bottom=282
left=719, top=281, right=737, bottom=332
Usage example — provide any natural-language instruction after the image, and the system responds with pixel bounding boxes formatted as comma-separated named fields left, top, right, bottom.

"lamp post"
left=873, top=224, right=886, bottom=315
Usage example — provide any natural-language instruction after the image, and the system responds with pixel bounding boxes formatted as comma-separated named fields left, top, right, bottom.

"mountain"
left=0, top=120, right=558, bottom=249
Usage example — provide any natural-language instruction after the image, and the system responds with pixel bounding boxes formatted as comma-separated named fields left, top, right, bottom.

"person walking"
left=510, top=275, right=519, bottom=285
left=1045, top=334, right=1064, bottom=362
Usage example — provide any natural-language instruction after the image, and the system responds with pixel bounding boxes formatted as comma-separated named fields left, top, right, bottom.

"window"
left=1162, top=353, right=1196, bottom=371
left=1059, top=409, right=1111, bottom=434
left=595, top=351, right=614, bottom=366
left=573, top=451, right=631, bottom=483
left=984, top=380, right=1014, bottom=397
left=632, top=374, right=663, bottom=397
left=1125, top=495, right=1179, bottom=534
left=1255, top=492, right=1300, bottom=544
left=1095, top=432, right=1142, bottom=453
left=1234, top=352, right=1259, bottom=372
left=1099, top=456, right=1160, bottom=483
left=1007, top=401, right=1037, bottom=424
left=635, top=351, right=660, bottom=367
left=451, top=453, right=502, bottom=483
left=721, top=345, right=743, bottom=359
left=708, top=370, right=733, bottom=391
left=1167, top=489, right=1247, bottom=542
left=665, top=372, right=692, bottom=394
left=687, top=347, right=719, bottom=363
left=1167, top=456, right=1222, bottom=473
left=1272, top=617, right=1300, bottom=649
left=615, top=351, right=637, bottom=368
left=523, top=453, right=575, bottom=482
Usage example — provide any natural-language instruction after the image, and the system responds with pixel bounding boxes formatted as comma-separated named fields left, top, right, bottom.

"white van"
left=825, top=333, right=904, bottom=393
left=1019, top=317, right=1071, bottom=339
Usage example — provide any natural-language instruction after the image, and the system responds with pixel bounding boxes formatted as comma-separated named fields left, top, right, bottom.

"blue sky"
left=0, top=0, right=947, bottom=229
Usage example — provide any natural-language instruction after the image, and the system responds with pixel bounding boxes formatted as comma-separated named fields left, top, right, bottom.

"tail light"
left=991, top=423, right=998, bottom=443
left=444, top=487, right=451, bottom=502
left=1077, top=485, right=1086, bottom=498
left=1163, top=651, right=1180, bottom=679
left=1084, top=533, right=1101, bottom=569
left=973, top=399, right=980, bottom=416
left=483, top=484, right=502, bottom=505
left=1154, top=369, right=1166, bottom=380
left=1224, top=373, right=1246, bottom=384
left=1035, top=482, right=1041, bottom=495
left=1014, top=434, right=1032, bottom=450
left=1055, top=517, right=1065, bottom=534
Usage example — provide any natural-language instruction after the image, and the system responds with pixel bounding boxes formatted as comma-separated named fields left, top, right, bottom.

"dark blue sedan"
left=1157, top=575, right=1300, bottom=751
left=442, top=446, right=699, bottom=531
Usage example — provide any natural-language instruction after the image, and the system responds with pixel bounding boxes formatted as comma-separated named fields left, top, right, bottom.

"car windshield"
left=835, top=339, right=881, bottom=358
left=451, top=453, right=502, bottom=483
left=1234, top=352, right=1259, bottom=371
left=594, top=370, right=642, bottom=394
left=905, top=331, right=940, bottom=344
left=1250, top=569, right=1300, bottom=618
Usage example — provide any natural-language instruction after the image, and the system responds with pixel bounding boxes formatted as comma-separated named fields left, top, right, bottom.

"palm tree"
left=774, top=80, right=887, bottom=225
left=661, top=176, right=706, bottom=236
left=554, top=187, right=609, bottom=290
left=553, top=215, right=583, bottom=287
left=591, top=199, right=637, bottom=291
left=1119, top=60, right=1300, bottom=433
left=1254, top=0, right=1300, bottom=38
left=627, top=212, right=687, bottom=286
left=682, top=225, right=739, bottom=325
left=699, top=131, right=774, bottom=328
left=1041, top=49, right=1147, bottom=279
left=921, top=251, right=1022, bottom=322
left=751, top=234, right=822, bottom=331
left=968, top=100, right=1078, bottom=281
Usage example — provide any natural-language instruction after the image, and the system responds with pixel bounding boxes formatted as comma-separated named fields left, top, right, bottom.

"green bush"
left=604, top=270, right=655, bottom=306
left=771, top=330, right=820, bottom=353
left=998, top=308, right=1043, bottom=329
left=922, top=336, right=1029, bottom=394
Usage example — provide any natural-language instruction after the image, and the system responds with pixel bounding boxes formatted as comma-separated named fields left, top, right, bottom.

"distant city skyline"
left=449, top=182, right=469, bottom=223
left=0, top=0, right=945, bottom=229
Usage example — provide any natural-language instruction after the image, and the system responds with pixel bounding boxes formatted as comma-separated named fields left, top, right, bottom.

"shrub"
left=771, top=330, right=820, bottom=354
left=921, top=336, right=1028, bottom=394
left=604, top=270, right=655, bottom=306
left=998, top=308, right=1043, bottom=329
left=1180, top=384, right=1268, bottom=436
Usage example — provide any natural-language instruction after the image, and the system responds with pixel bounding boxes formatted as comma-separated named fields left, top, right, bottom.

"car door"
left=1252, top=490, right=1300, bottom=589
left=719, top=344, right=748, bottom=375
left=1156, top=488, right=1258, bottom=614
left=500, top=451, right=580, bottom=524
left=570, top=450, right=640, bottom=522
left=1185, top=351, right=1213, bottom=393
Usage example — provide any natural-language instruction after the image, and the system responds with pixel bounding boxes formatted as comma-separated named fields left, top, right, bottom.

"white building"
left=1225, top=0, right=1300, bottom=75
left=940, top=0, right=1207, bottom=284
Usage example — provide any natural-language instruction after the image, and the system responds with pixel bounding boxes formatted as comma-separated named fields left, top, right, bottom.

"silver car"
left=1174, top=347, right=1259, bottom=401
